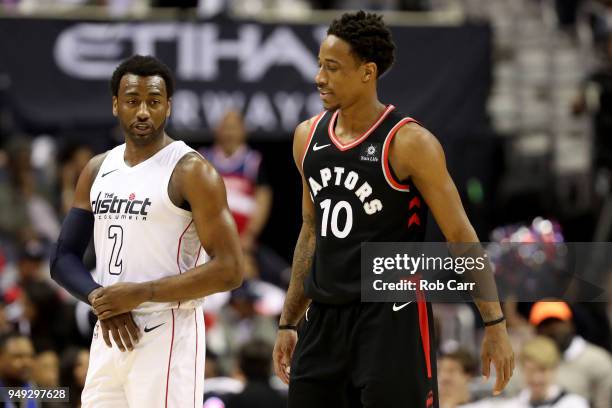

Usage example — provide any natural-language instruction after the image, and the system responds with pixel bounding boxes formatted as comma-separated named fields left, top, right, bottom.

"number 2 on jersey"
left=107, top=225, right=123, bottom=275
left=320, top=199, right=353, bottom=238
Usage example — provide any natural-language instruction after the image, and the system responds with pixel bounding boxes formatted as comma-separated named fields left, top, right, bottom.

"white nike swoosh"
left=312, top=143, right=331, bottom=151
left=392, top=302, right=413, bottom=312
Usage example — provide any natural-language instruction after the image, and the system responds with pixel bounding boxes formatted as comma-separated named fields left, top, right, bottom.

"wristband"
left=278, top=324, right=298, bottom=331
left=483, top=316, right=506, bottom=327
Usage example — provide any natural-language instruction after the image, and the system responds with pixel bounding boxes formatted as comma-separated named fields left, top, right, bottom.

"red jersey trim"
left=381, top=118, right=421, bottom=192
left=300, top=111, right=326, bottom=172
left=328, top=104, right=395, bottom=151
left=175, top=220, right=194, bottom=309
left=164, top=309, right=176, bottom=408
left=416, top=289, right=433, bottom=379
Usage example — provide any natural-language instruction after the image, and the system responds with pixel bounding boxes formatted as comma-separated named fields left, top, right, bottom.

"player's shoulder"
left=85, top=151, right=110, bottom=180
left=174, top=151, right=221, bottom=186
left=392, top=120, right=440, bottom=155
left=295, top=112, right=326, bottom=138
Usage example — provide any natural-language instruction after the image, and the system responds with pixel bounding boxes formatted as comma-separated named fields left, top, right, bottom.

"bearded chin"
left=122, top=117, right=167, bottom=145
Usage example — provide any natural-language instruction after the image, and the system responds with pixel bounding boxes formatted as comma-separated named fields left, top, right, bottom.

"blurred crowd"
left=0, top=1, right=610, bottom=408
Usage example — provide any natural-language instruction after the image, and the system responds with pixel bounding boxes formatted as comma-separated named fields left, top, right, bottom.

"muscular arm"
left=279, top=119, right=317, bottom=326
left=390, top=123, right=514, bottom=394
left=92, top=154, right=244, bottom=319
left=146, top=154, right=244, bottom=302
left=390, top=123, right=502, bottom=320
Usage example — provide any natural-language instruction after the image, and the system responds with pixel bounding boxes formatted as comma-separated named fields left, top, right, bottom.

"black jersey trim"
left=381, top=117, right=421, bottom=192
left=300, top=111, right=327, bottom=172
left=327, top=105, right=395, bottom=151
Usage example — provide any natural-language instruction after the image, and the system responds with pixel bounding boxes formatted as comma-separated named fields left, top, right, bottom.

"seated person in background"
left=224, top=339, right=287, bottom=408
left=531, top=301, right=612, bottom=408
left=438, top=348, right=478, bottom=408
left=32, top=349, right=59, bottom=388
left=0, top=333, right=35, bottom=402
left=464, top=336, right=589, bottom=408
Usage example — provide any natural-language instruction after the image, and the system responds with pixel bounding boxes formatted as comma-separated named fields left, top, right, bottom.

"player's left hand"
left=91, top=282, right=149, bottom=320
left=481, top=323, right=515, bottom=396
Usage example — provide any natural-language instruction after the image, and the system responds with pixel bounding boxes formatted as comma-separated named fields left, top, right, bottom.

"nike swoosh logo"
left=143, top=323, right=165, bottom=333
left=312, top=143, right=331, bottom=151
left=392, top=302, right=413, bottom=312
left=101, top=169, right=119, bottom=177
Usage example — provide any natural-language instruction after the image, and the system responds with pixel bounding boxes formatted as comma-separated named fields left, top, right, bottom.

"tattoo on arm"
left=280, top=212, right=315, bottom=325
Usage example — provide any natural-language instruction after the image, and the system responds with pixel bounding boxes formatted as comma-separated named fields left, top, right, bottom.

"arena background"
left=0, top=1, right=610, bottom=407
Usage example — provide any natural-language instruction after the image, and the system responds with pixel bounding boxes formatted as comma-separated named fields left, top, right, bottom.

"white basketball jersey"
left=90, top=141, right=206, bottom=313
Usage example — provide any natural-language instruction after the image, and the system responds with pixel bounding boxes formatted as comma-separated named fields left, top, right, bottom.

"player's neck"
left=124, top=133, right=173, bottom=167
left=336, top=98, right=387, bottom=141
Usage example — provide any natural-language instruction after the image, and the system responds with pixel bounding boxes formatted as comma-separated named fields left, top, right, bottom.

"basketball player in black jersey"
left=272, top=11, right=514, bottom=408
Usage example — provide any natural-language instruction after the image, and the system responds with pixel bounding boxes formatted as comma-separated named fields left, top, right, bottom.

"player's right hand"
left=99, top=312, right=140, bottom=352
left=273, top=329, right=298, bottom=385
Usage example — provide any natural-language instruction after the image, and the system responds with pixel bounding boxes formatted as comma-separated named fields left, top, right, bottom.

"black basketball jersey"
left=301, top=104, right=428, bottom=304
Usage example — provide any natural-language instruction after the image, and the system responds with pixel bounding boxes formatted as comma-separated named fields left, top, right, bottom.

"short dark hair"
left=327, top=11, right=396, bottom=78
left=238, top=339, right=273, bottom=381
left=110, top=55, right=175, bottom=98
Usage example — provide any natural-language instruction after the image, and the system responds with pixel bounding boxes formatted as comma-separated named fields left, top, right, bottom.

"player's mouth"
left=318, top=89, right=333, bottom=99
left=132, top=123, right=153, bottom=135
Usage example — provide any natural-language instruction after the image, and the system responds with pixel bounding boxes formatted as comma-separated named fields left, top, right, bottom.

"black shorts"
left=288, top=301, right=438, bottom=408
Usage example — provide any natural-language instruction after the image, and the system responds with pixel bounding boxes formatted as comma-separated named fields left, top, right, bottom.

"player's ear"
left=166, top=97, right=172, bottom=118
left=112, top=96, right=118, bottom=117
left=363, top=62, right=377, bottom=83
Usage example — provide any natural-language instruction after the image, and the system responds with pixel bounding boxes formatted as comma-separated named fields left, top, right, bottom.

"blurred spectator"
left=32, top=350, right=59, bottom=388
left=224, top=339, right=286, bottom=408
left=3, top=238, right=65, bottom=352
left=201, top=110, right=289, bottom=287
left=506, top=336, right=588, bottom=408
left=0, top=333, right=35, bottom=400
left=207, top=281, right=277, bottom=375
left=438, top=349, right=478, bottom=408
left=530, top=301, right=612, bottom=408
left=0, top=136, right=60, bottom=244
left=201, top=110, right=272, bottom=252
left=57, top=143, right=93, bottom=217
left=59, top=347, right=89, bottom=408
left=204, top=351, right=244, bottom=405
left=465, top=336, right=589, bottom=408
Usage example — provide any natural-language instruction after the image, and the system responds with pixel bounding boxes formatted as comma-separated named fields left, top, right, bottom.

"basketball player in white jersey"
left=50, top=55, right=244, bottom=407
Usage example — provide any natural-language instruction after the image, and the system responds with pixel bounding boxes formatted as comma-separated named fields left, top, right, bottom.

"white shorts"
left=82, top=307, right=205, bottom=408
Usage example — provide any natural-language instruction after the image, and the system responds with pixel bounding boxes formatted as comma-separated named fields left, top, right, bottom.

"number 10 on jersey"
left=320, top=199, right=353, bottom=239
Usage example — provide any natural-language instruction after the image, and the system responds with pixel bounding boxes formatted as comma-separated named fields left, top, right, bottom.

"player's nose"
left=315, top=68, right=327, bottom=87
left=136, top=102, right=150, bottom=120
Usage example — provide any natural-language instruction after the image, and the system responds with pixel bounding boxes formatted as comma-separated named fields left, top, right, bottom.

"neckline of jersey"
left=328, top=104, right=395, bottom=151
left=120, top=140, right=179, bottom=172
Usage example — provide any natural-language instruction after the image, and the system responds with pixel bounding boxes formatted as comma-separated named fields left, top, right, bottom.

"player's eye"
left=127, top=100, right=137, bottom=105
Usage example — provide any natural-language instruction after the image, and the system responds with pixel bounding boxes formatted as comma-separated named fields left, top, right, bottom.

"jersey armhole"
left=161, top=151, right=199, bottom=219
left=299, top=111, right=326, bottom=173
left=382, top=118, right=422, bottom=192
